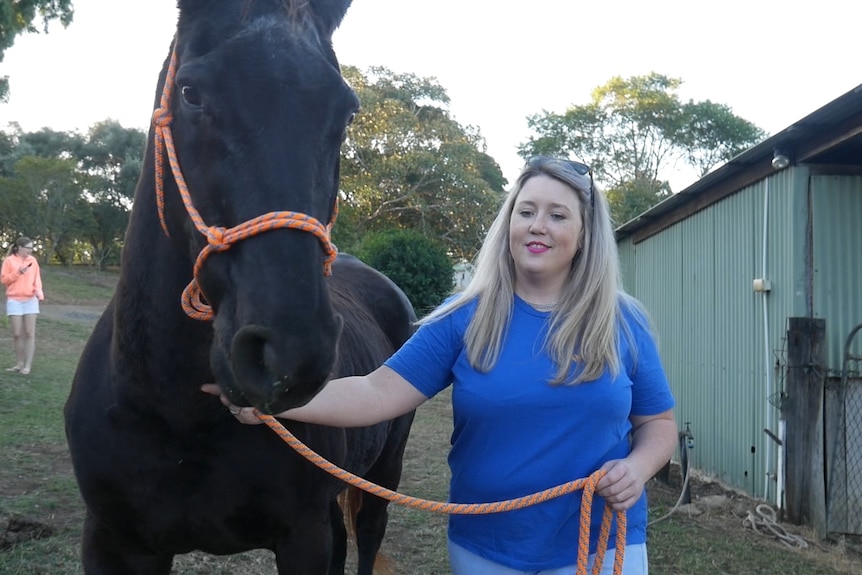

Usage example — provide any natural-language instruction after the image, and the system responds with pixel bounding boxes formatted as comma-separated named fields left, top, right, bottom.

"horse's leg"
left=354, top=492, right=390, bottom=575
left=354, top=414, right=415, bottom=575
left=273, top=503, right=334, bottom=575
left=81, top=513, right=174, bottom=575
left=329, top=498, right=348, bottom=574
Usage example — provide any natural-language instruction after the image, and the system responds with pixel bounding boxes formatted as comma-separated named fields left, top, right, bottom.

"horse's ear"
left=310, top=0, right=353, bottom=39
left=176, top=0, right=211, bottom=19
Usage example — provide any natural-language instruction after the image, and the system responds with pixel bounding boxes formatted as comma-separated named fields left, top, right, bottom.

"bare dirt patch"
left=38, top=304, right=105, bottom=326
left=0, top=515, right=55, bottom=551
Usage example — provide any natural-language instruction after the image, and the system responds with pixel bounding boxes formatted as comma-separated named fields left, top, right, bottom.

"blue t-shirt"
left=384, top=295, right=675, bottom=571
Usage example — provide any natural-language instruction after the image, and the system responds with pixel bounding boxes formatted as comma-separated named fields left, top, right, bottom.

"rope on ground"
left=742, top=504, right=809, bottom=549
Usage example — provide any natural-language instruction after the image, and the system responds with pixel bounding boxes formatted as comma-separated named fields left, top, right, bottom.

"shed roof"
left=616, top=84, right=862, bottom=244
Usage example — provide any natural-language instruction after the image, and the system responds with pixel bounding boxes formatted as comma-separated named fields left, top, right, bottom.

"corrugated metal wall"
left=811, top=175, right=862, bottom=370
left=618, top=168, right=812, bottom=500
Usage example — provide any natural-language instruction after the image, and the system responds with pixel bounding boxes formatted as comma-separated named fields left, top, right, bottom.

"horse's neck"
left=123, top=161, right=193, bottom=296
left=116, top=175, right=212, bottom=361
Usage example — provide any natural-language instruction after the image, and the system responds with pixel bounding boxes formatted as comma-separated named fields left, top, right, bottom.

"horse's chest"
left=81, top=417, right=342, bottom=545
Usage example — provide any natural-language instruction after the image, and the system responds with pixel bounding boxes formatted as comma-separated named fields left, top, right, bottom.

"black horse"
left=64, top=1, right=415, bottom=573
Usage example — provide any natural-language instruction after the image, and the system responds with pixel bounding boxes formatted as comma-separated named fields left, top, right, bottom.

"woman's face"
left=509, top=175, right=584, bottom=288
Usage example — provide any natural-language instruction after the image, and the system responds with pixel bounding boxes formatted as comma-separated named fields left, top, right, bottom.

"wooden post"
left=783, top=317, right=827, bottom=534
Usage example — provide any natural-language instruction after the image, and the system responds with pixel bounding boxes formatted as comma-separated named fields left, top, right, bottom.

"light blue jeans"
left=448, top=539, right=648, bottom=575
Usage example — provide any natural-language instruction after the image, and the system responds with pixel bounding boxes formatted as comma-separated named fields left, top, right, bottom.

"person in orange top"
left=1, top=237, right=44, bottom=375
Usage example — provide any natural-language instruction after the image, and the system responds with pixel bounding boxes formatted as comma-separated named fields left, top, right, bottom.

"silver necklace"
left=524, top=300, right=558, bottom=311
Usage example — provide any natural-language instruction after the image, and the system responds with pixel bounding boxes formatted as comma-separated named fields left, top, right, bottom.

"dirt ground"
left=36, top=304, right=105, bottom=326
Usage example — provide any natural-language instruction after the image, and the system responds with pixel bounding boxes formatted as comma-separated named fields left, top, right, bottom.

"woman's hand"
left=595, top=459, right=646, bottom=511
left=597, top=410, right=677, bottom=511
left=201, top=383, right=263, bottom=425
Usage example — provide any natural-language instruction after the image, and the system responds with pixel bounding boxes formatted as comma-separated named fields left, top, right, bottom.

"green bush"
left=356, top=229, right=453, bottom=315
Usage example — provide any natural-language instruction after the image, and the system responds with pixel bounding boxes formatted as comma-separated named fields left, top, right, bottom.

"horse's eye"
left=346, top=112, right=356, bottom=126
left=181, top=85, right=202, bottom=107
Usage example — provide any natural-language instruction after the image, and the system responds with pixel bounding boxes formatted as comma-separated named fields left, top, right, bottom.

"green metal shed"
left=616, top=84, right=862, bottom=535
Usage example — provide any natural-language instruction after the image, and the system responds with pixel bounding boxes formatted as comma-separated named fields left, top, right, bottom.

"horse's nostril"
left=231, top=325, right=274, bottom=382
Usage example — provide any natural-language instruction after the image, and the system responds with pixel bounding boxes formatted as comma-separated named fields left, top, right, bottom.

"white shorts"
left=7, top=297, right=40, bottom=316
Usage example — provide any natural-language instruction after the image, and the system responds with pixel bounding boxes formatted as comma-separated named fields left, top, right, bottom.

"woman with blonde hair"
left=205, top=156, right=677, bottom=574
left=2, top=237, right=44, bottom=375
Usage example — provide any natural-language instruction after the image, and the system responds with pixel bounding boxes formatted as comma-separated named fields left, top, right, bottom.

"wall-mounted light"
left=772, top=148, right=790, bottom=170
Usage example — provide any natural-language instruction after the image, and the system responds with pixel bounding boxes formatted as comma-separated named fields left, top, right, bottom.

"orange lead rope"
left=258, top=414, right=627, bottom=575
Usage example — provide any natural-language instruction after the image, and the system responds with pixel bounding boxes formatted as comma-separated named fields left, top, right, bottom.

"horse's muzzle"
left=227, top=318, right=342, bottom=413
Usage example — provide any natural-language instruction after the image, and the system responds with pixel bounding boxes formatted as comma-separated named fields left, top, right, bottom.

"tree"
left=519, top=72, right=765, bottom=225
left=356, top=228, right=453, bottom=315
left=680, top=99, right=766, bottom=177
left=75, top=121, right=146, bottom=268
left=17, top=125, right=84, bottom=157
left=0, top=0, right=75, bottom=101
left=605, top=178, right=671, bottom=227
left=78, top=120, right=146, bottom=202
left=12, top=155, right=90, bottom=263
left=0, top=121, right=144, bottom=267
left=336, top=66, right=506, bottom=260
left=0, top=123, right=16, bottom=175
left=0, top=171, right=35, bottom=243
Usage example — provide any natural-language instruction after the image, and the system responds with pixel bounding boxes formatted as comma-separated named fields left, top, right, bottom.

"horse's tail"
left=338, top=487, right=396, bottom=575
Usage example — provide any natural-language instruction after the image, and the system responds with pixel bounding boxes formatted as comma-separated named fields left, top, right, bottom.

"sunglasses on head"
left=526, top=156, right=595, bottom=210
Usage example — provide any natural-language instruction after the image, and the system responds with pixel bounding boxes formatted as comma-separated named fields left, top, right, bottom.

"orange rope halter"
left=151, top=43, right=338, bottom=320
left=259, top=414, right=627, bottom=575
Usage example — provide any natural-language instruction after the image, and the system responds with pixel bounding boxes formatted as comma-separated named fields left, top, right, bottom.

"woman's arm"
left=596, top=409, right=677, bottom=510
left=202, top=365, right=428, bottom=427
left=33, top=259, right=44, bottom=300
left=0, top=257, right=18, bottom=287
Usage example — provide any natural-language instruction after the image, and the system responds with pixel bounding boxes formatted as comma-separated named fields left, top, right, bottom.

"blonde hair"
left=421, top=157, right=638, bottom=384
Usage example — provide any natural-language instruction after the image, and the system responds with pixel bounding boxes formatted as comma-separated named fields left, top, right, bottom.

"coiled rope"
left=259, top=414, right=627, bottom=575
left=742, top=504, right=809, bottom=549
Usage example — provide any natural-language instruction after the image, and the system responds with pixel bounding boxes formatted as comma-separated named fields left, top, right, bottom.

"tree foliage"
left=679, top=99, right=766, bottom=177
left=519, top=72, right=765, bottom=225
left=13, top=155, right=90, bottom=264
left=356, top=229, right=453, bottom=315
left=337, top=66, right=506, bottom=260
left=0, top=120, right=144, bottom=267
left=0, top=0, right=74, bottom=101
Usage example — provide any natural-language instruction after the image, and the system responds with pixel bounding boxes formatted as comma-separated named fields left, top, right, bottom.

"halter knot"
left=205, top=227, right=231, bottom=252
left=153, top=106, right=173, bottom=127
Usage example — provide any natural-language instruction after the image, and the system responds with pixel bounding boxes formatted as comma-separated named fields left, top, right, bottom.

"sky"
left=1, top=0, right=859, bottom=189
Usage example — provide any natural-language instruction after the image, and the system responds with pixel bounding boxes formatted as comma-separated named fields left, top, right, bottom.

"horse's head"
left=156, top=0, right=357, bottom=413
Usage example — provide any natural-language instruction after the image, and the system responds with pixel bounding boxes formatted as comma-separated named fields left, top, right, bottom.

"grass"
left=0, top=325, right=93, bottom=571
left=0, top=264, right=860, bottom=573
left=39, top=266, right=118, bottom=306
